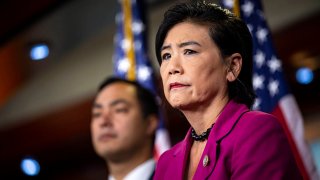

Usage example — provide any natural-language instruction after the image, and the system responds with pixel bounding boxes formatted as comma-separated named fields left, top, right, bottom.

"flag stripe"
left=279, top=95, right=318, bottom=180
left=272, top=101, right=309, bottom=179
left=154, top=129, right=171, bottom=159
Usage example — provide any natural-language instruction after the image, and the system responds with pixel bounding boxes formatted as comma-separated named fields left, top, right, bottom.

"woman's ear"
left=226, top=53, right=242, bottom=82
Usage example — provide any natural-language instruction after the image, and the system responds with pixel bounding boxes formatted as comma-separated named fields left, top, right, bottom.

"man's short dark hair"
left=98, top=77, right=159, bottom=118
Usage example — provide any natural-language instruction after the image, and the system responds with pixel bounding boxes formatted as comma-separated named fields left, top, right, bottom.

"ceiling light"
left=20, top=157, right=40, bottom=176
left=296, top=67, right=313, bottom=85
left=30, top=43, right=49, bottom=61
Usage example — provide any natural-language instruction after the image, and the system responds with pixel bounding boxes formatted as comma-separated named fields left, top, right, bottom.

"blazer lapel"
left=193, top=138, right=219, bottom=179
left=193, top=100, right=249, bottom=179
left=172, top=128, right=193, bottom=179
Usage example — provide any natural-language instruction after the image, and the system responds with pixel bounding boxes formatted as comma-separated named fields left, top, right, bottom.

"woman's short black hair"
left=98, top=77, right=159, bottom=118
left=155, top=1, right=256, bottom=108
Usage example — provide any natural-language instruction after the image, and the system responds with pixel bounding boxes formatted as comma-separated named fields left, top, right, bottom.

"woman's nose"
left=168, top=55, right=183, bottom=75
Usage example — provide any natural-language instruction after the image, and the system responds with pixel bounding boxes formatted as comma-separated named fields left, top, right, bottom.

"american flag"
left=220, top=0, right=318, bottom=179
left=113, top=0, right=170, bottom=159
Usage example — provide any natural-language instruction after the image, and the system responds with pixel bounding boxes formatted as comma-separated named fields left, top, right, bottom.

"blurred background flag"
left=220, top=0, right=319, bottom=179
left=113, top=0, right=170, bottom=159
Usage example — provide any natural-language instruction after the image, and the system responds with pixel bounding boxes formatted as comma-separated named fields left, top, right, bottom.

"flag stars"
left=267, top=56, right=281, bottom=73
left=253, top=74, right=265, bottom=90
left=132, top=20, right=144, bottom=34
left=254, top=50, right=265, bottom=68
left=222, top=0, right=234, bottom=9
left=117, top=58, right=130, bottom=73
left=256, top=27, right=268, bottom=44
left=241, top=1, right=254, bottom=17
left=268, top=79, right=279, bottom=97
left=137, top=65, right=152, bottom=81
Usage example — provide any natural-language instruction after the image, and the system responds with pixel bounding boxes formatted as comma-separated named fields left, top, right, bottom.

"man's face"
left=91, top=82, right=151, bottom=162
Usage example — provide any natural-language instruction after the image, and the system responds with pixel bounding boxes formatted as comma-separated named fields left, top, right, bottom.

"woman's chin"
left=168, top=96, right=196, bottom=110
left=170, top=101, right=185, bottom=109
left=171, top=102, right=192, bottom=111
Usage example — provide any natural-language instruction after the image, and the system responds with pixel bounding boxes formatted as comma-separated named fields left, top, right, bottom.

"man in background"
left=91, top=77, right=159, bottom=180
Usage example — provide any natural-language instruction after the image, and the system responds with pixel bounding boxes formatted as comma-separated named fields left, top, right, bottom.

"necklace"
left=191, top=124, right=214, bottom=142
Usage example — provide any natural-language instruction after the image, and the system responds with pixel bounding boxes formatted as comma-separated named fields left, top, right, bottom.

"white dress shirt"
left=108, top=159, right=155, bottom=180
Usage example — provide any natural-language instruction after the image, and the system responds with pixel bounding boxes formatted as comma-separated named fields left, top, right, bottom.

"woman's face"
left=160, top=22, right=229, bottom=110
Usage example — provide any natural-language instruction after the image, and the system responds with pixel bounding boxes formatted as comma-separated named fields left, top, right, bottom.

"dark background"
left=0, top=0, right=319, bottom=179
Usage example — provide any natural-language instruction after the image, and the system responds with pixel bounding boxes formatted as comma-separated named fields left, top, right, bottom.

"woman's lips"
left=169, top=82, right=188, bottom=90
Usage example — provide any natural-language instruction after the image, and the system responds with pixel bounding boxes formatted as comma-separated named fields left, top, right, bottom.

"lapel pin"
left=203, top=155, right=210, bottom=167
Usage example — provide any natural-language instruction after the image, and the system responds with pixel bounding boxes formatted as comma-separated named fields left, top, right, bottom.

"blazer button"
left=203, top=155, right=210, bottom=167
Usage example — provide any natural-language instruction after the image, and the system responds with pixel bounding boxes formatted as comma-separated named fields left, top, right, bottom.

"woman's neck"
left=183, top=96, right=229, bottom=179
left=182, top=96, right=229, bottom=134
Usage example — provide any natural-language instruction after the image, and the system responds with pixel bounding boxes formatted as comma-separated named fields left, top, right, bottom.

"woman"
left=154, top=1, right=302, bottom=180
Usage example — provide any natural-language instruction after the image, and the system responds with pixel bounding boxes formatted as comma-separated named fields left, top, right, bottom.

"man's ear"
left=146, top=115, right=158, bottom=135
left=226, top=53, right=242, bottom=82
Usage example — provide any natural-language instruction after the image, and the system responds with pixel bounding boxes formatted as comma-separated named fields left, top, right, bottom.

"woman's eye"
left=184, top=49, right=196, bottom=55
left=161, top=53, right=171, bottom=60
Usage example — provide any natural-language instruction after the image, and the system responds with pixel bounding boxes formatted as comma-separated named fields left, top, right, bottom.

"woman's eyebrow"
left=161, top=44, right=171, bottom=52
left=161, top=41, right=201, bottom=52
left=178, top=41, right=201, bottom=48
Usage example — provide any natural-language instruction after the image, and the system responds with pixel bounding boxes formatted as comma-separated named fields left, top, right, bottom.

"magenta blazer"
left=154, top=100, right=302, bottom=179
